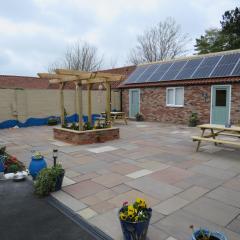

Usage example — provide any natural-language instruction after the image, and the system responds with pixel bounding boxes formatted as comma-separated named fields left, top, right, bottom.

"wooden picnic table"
left=101, top=112, right=128, bottom=125
left=192, top=124, right=240, bottom=151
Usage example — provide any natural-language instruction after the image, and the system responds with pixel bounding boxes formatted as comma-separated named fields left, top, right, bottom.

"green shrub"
left=47, top=117, right=59, bottom=126
left=189, top=112, right=198, bottom=127
left=34, top=164, right=64, bottom=197
left=7, top=164, right=20, bottom=173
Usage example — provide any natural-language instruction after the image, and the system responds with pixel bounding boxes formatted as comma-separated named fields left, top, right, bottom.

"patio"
left=1, top=122, right=240, bottom=240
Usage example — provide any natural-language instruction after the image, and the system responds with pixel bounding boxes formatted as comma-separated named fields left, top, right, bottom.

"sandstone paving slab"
left=81, top=195, right=101, bottom=206
left=126, top=169, right=153, bottom=179
left=89, top=208, right=123, bottom=240
left=60, top=145, right=87, bottom=153
left=110, top=162, right=142, bottom=175
left=63, top=180, right=107, bottom=199
left=112, top=184, right=132, bottom=194
left=51, top=141, right=72, bottom=147
left=177, top=186, right=209, bottom=202
left=174, top=173, right=224, bottom=190
left=87, top=146, right=118, bottom=153
left=62, top=176, right=76, bottom=187
left=77, top=207, right=98, bottom=220
left=146, top=225, right=169, bottom=240
left=95, top=189, right=117, bottom=201
left=72, top=172, right=100, bottom=182
left=203, top=158, right=239, bottom=170
left=206, top=186, right=240, bottom=208
left=190, top=164, right=237, bottom=181
left=126, top=176, right=182, bottom=200
left=227, top=218, right=240, bottom=234
left=153, top=196, right=189, bottom=215
left=91, top=201, right=116, bottom=214
left=150, top=210, right=165, bottom=224
left=73, top=160, right=108, bottom=174
left=223, top=177, right=240, bottom=192
left=108, top=189, right=160, bottom=207
left=65, top=169, right=81, bottom=178
left=183, top=197, right=240, bottom=226
left=51, top=190, right=86, bottom=212
left=153, top=209, right=229, bottom=240
left=135, top=161, right=170, bottom=171
left=92, top=173, right=131, bottom=188
left=150, top=167, right=194, bottom=184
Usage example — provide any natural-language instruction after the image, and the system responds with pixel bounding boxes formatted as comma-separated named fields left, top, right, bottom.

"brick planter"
left=53, top=127, right=120, bottom=145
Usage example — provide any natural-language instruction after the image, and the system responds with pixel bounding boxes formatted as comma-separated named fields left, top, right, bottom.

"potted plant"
left=34, top=164, right=65, bottom=196
left=29, top=151, right=47, bottom=180
left=47, top=117, right=59, bottom=126
left=135, top=113, right=144, bottom=121
left=189, top=112, right=198, bottom=127
left=190, top=225, right=227, bottom=240
left=119, top=198, right=152, bottom=240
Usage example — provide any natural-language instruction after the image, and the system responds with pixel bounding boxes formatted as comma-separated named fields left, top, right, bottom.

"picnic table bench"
left=101, top=112, right=128, bottom=125
left=192, top=124, right=240, bottom=151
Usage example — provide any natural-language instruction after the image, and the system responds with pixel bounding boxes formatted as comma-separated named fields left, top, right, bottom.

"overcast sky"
left=0, top=0, right=239, bottom=76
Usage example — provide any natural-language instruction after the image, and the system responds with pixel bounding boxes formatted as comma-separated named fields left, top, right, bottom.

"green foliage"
left=135, top=113, right=144, bottom=121
left=83, top=122, right=93, bottom=130
left=0, top=146, right=6, bottom=155
left=34, top=164, right=64, bottom=197
left=221, top=7, right=240, bottom=49
left=189, top=112, right=198, bottom=127
left=195, top=7, right=240, bottom=54
left=69, top=122, right=79, bottom=130
left=195, top=28, right=228, bottom=54
left=47, top=117, right=59, bottom=126
left=7, top=164, right=20, bottom=173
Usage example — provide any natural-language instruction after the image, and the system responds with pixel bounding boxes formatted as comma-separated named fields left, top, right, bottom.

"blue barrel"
left=0, top=155, right=5, bottom=172
left=29, top=156, right=47, bottom=179
left=192, top=229, right=227, bottom=240
left=119, top=208, right=152, bottom=240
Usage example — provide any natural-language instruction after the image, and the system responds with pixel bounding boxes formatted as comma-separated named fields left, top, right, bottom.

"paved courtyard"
left=1, top=122, right=240, bottom=240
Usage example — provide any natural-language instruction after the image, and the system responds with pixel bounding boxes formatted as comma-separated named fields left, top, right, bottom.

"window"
left=166, top=87, right=184, bottom=107
left=215, top=89, right=226, bottom=106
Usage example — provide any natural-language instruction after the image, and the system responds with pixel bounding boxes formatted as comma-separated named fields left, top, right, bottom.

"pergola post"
left=104, top=82, right=111, bottom=120
left=87, top=84, right=92, bottom=125
left=75, top=81, right=83, bottom=130
left=60, top=82, right=65, bottom=126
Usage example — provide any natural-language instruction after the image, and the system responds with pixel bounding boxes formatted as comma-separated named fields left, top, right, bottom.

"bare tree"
left=128, top=18, right=190, bottom=64
left=49, top=41, right=103, bottom=72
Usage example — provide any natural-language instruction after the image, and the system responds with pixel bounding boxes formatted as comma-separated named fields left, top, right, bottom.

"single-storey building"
left=120, top=49, right=240, bottom=125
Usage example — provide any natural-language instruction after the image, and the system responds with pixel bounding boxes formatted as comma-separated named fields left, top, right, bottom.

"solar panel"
left=124, top=65, right=148, bottom=84
left=176, top=58, right=203, bottom=80
left=123, top=51, right=240, bottom=85
left=231, top=60, right=240, bottom=76
left=136, top=64, right=159, bottom=83
left=211, top=53, right=240, bottom=77
left=147, top=62, right=173, bottom=82
left=192, top=55, right=222, bottom=79
left=161, top=60, right=187, bottom=81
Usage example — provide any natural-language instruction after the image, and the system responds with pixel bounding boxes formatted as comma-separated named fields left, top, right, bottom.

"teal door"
left=211, top=85, right=231, bottom=125
left=129, top=89, right=140, bottom=118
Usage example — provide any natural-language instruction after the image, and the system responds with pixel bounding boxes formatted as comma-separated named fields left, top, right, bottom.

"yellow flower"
left=128, top=205, right=136, bottom=218
left=136, top=198, right=146, bottom=208
left=119, top=212, right=127, bottom=221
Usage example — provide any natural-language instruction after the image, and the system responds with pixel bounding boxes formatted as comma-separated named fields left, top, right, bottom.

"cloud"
left=0, top=0, right=238, bottom=75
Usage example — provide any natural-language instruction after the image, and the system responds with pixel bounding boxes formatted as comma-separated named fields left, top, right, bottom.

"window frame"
left=166, top=87, right=184, bottom=107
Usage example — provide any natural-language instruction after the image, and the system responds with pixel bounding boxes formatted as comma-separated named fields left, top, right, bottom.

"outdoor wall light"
left=202, top=92, right=208, bottom=102
left=53, top=149, right=58, bottom=167
left=98, top=84, right=103, bottom=90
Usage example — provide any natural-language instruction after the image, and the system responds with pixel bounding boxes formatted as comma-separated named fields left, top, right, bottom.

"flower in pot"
left=190, top=225, right=228, bottom=240
left=189, top=112, right=198, bottom=127
left=29, top=151, right=47, bottom=180
left=119, top=198, right=152, bottom=240
left=135, top=113, right=144, bottom=121
left=34, top=164, right=65, bottom=197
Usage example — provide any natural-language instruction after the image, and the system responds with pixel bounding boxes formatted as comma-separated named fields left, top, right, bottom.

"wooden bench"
left=192, top=136, right=240, bottom=151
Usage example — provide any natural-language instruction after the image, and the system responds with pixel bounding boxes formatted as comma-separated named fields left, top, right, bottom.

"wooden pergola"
left=38, top=69, right=124, bottom=131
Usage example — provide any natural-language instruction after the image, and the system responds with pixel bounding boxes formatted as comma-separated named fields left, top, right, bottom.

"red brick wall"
left=122, top=83, right=240, bottom=125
